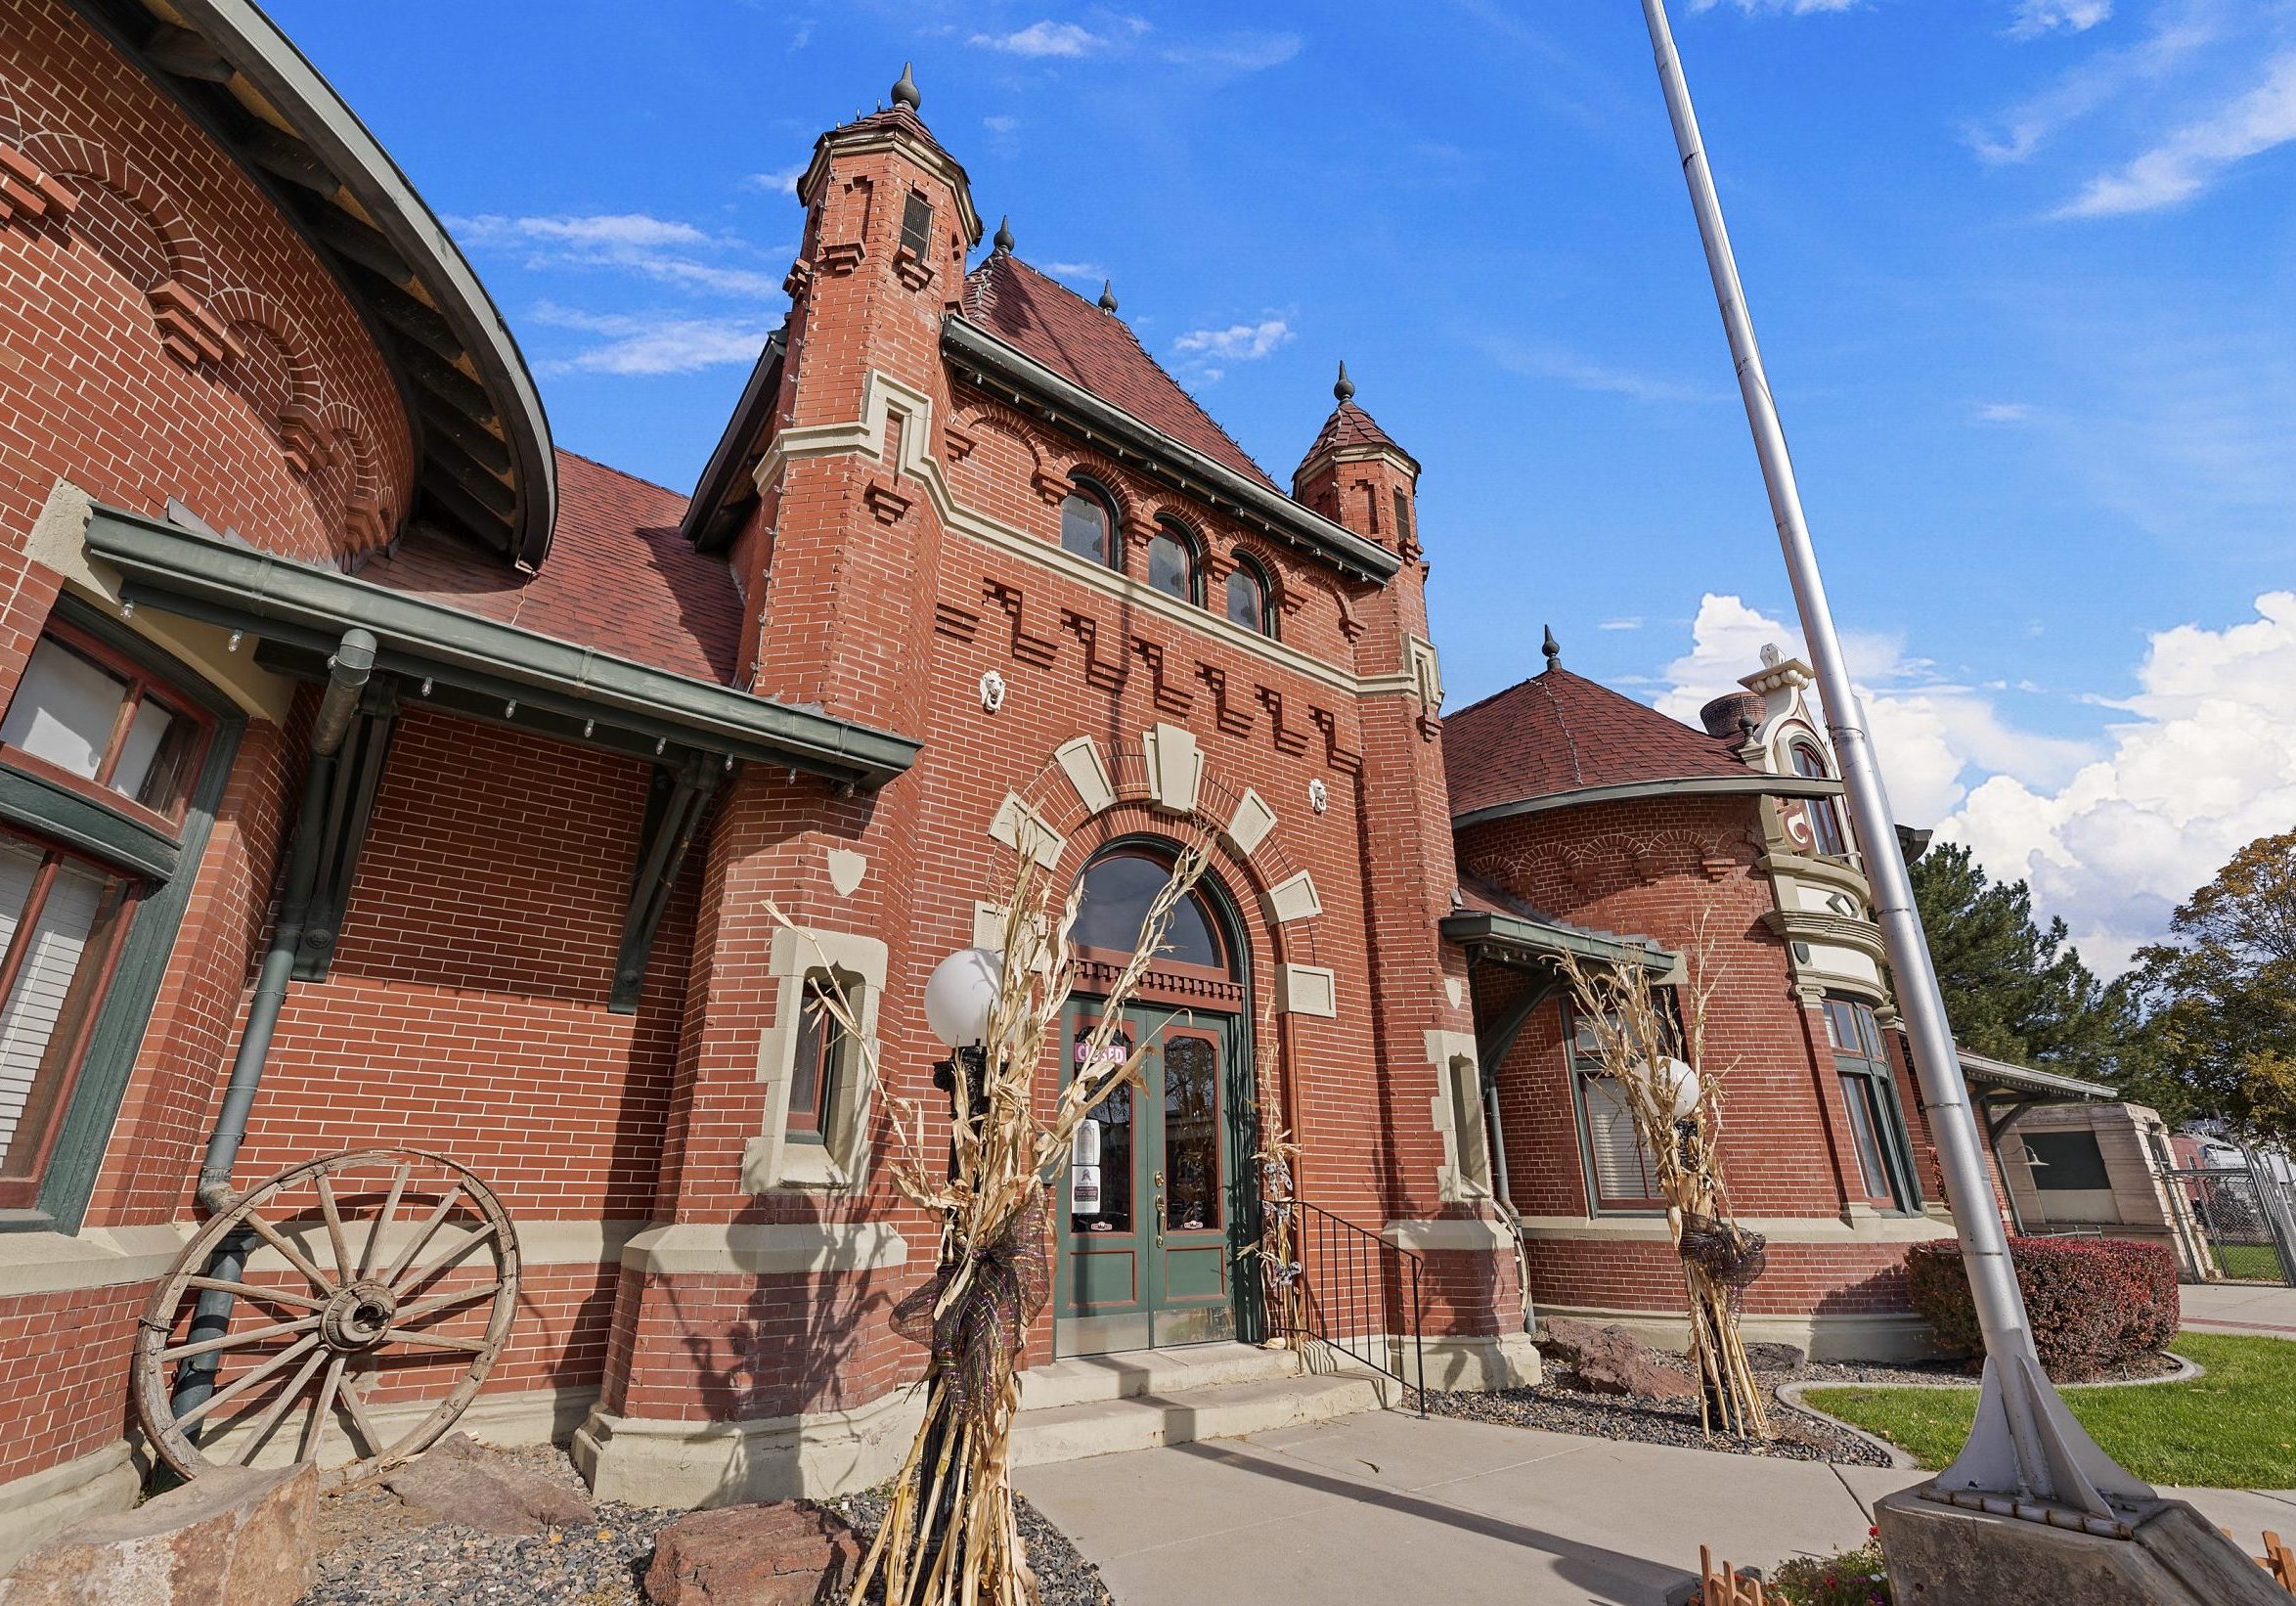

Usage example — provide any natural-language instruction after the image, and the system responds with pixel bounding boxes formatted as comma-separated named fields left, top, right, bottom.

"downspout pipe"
left=194, top=629, right=374, bottom=1210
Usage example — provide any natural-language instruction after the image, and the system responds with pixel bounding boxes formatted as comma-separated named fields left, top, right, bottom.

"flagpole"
left=1635, top=0, right=2152, bottom=1522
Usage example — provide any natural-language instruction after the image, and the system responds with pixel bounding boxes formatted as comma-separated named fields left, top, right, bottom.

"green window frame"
left=0, top=596, right=243, bottom=1234
left=1821, top=997, right=1923, bottom=1215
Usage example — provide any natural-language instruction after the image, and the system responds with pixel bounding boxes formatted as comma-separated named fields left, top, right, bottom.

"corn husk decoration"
left=1558, top=918, right=1771, bottom=1440
left=1245, top=1004, right=1303, bottom=1350
left=781, top=835, right=1210, bottom=1606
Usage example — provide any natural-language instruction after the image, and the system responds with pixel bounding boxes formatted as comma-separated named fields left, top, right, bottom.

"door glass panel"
left=1073, top=1027, right=1132, bottom=1234
left=1162, top=1035, right=1220, bottom=1230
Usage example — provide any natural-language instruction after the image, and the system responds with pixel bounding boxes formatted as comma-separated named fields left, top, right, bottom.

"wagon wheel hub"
left=321, top=1280, right=398, bottom=1352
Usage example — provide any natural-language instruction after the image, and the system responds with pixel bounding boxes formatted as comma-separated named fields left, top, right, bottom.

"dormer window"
left=1225, top=557, right=1276, bottom=638
left=1790, top=739, right=1851, bottom=859
left=899, top=191, right=934, bottom=259
left=1059, top=481, right=1120, bottom=569
left=1147, top=521, right=1199, bottom=603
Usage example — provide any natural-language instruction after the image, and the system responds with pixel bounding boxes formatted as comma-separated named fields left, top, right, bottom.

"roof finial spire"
left=1334, top=360, right=1355, bottom=403
left=1542, top=625, right=1561, bottom=671
left=1097, top=279, right=1119, bottom=313
left=993, top=214, right=1014, bottom=254
left=891, top=62, right=920, bottom=111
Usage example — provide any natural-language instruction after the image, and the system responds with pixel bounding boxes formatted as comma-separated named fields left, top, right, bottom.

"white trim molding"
left=1141, top=723, right=1204, bottom=815
left=1510, top=1212, right=1956, bottom=1245
left=1383, top=1216, right=1512, bottom=1253
left=1052, top=736, right=1116, bottom=817
left=990, top=791, right=1066, bottom=870
left=742, top=925, right=890, bottom=1192
left=0, top=1441, right=140, bottom=1574
left=1276, top=963, right=1338, bottom=1019
left=1263, top=870, right=1321, bottom=925
left=618, top=1221, right=909, bottom=1278
left=1221, top=786, right=1277, bottom=861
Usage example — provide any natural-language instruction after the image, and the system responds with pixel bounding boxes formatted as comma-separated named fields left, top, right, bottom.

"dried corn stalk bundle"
left=1559, top=922, right=1771, bottom=1440
left=1245, top=1004, right=1303, bottom=1349
left=788, top=837, right=1210, bottom=1606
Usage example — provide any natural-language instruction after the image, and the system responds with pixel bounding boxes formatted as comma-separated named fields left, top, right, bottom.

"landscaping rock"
left=642, top=1502, right=861, bottom=1606
left=380, top=1433, right=593, bottom=1537
left=1742, top=1341, right=1807, bottom=1374
left=0, top=1461, right=315, bottom=1606
left=1538, top=1316, right=1700, bottom=1400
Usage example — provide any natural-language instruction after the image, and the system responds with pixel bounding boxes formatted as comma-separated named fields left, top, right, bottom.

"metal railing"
left=1263, top=1196, right=1427, bottom=1414
left=2162, top=1163, right=2296, bottom=1286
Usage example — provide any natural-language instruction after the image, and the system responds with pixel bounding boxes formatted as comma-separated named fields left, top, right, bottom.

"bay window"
left=1823, top=997, right=1921, bottom=1213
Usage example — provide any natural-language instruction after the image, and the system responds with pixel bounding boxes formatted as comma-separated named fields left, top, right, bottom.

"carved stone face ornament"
left=979, top=669, right=1007, bottom=712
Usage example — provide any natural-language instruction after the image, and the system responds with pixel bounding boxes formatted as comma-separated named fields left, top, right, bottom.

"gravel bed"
left=300, top=1445, right=1113, bottom=1606
left=1797, top=1348, right=2186, bottom=1389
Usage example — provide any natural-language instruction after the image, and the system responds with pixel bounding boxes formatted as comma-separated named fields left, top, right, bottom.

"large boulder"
left=1538, top=1316, right=1700, bottom=1401
left=380, top=1433, right=593, bottom=1537
left=0, top=1462, right=315, bottom=1606
left=643, top=1502, right=862, bottom=1606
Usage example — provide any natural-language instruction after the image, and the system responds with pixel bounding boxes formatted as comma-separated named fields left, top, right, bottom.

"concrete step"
left=1017, top=1340, right=1308, bottom=1411
left=1009, top=1368, right=1388, bottom=1469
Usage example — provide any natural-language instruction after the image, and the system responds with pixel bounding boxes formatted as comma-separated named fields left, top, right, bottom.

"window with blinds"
left=0, top=833, right=135, bottom=1196
left=1567, top=1003, right=1665, bottom=1210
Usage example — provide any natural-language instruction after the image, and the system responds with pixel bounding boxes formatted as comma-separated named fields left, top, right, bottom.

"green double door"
left=1053, top=1000, right=1248, bottom=1356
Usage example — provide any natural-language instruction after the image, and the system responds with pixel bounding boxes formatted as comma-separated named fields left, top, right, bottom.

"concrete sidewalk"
left=2185, top=1280, right=2296, bottom=1337
left=1015, top=1410, right=2296, bottom=1605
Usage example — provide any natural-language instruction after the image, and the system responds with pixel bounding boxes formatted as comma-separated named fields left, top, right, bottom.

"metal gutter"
left=942, top=316, right=1402, bottom=584
left=1440, top=909, right=1680, bottom=978
left=1452, top=772, right=1842, bottom=830
left=1957, top=1050, right=2116, bottom=1104
left=84, top=505, right=920, bottom=789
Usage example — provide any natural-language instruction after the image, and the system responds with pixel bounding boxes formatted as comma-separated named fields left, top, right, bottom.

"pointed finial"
left=1098, top=279, right=1119, bottom=313
left=993, top=215, right=1014, bottom=254
left=892, top=62, right=920, bottom=111
left=1542, top=625, right=1561, bottom=670
left=1334, top=360, right=1355, bottom=403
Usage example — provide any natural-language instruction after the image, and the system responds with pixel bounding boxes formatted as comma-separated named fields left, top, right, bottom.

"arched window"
left=1147, top=521, right=1198, bottom=603
left=1224, top=557, right=1275, bottom=638
left=1790, top=740, right=1851, bottom=859
left=1072, top=847, right=1231, bottom=978
left=1060, top=481, right=1120, bottom=569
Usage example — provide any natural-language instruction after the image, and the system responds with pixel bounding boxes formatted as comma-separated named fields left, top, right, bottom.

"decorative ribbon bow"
left=891, top=1190, right=1052, bottom=1425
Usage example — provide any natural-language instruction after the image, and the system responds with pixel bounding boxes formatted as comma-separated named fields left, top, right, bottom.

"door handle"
left=1153, top=1170, right=1166, bottom=1247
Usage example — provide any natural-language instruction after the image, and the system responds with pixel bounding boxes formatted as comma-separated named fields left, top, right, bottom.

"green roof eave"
left=942, top=316, right=1402, bottom=585
left=1453, top=772, right=1842, bottom=830
left=1440, top=909, right=1680, bottom=979
left=84, top=505, right=919, bottom=789
left=1958, top=1049, right=2116, bottom=1104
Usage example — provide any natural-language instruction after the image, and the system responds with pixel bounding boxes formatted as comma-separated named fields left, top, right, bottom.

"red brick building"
left=0, top=11, right=1955, bottom=1555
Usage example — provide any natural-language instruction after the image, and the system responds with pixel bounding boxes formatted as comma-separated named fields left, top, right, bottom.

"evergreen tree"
left=1910, top=842, right=2130, bottom=1078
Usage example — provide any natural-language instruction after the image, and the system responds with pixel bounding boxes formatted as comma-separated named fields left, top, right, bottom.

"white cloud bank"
left=2011, top=0, right=2112, bottom=38
left=2058, top=51, right=2296, bottom=215
left=1650, top=593, right=2296, bottom=974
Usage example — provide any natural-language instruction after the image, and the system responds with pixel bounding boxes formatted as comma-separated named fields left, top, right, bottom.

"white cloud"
left=530, top=305, right=773, bottom=376
left=449, top=211, right=783, bottom=299
left=2010, top=0, right=2112, bottom=38
left=1172, top=319, right=1294, bottom=361
left=969, top=21, right=1106, bottom=57
left=1601, top=617, right=1646, bottom=632
left=1946, top=593, right=2296, bottom=973
left=457, top=213, right=708, bottom=249
left=2057, top=51, right=2296, bottom=215
left=1043, top=260, right=1105, bottom=283
left=984, top=115, right=1020, bottom=134
left=1689, top=0, right=1864, bottom=15
left=1474, top=333, right=1719, bottom=406
left=1975, top=400, right=2037, bottom=423
left=1965, top=13, right=2220, bottom=165
left=1161, top=31, right=1302, bottom=72
left=748, top=164, right=809, bottom=198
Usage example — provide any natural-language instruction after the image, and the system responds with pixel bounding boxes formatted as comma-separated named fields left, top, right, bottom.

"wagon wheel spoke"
left=170, top=1333, right=321, bottom=1432
left=237, top=1207, right=336, bottom=1294
left=381, top=1182, right=465, bottom=1287
left=184, top=1275, right=326, bottom=1314
left=314, top=1173, right=355, bottom=1285
left=336, top=1372, right=385, bottom=1457
left=395, top=1280, right=505, bottom=1324
left=383, top=1330, right=489, bottom=1354
left=357, top=1161, right=412, bottom=1280
left=159, top=1313, right=323, bottom=1364
left=300, top=1356, right=345, bottom=1462
left=393, top=1222, right=496, bottom=1299
left=229, top=1345, right=330, bottom=1465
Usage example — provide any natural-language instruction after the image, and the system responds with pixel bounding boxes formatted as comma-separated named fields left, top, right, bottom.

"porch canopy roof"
left=1441, top=877, right=1679, bottom=980
left=1959, top=1048, right=2117, bottom=1105
left=84, top=503, right=921, bottom=790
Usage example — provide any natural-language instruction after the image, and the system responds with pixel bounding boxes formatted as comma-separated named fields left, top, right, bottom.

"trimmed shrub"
left=1905, top=1237, right=2181, bottom=1382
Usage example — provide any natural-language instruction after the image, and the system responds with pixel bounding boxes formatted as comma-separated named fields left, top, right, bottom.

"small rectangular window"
left=2024, top=1130, right=2111, bottom=1192
left=0, top=630, right=205, bottom=822
left=786, top=974, right=844, bottom=1143
left=1566, top=1001, right=1665, bottom=1210
left=899, top=192, right=934, bottom=259
left=1392, top=489, right=1413, bottom=547
left=1824, top=996, right=1918, bottom=1211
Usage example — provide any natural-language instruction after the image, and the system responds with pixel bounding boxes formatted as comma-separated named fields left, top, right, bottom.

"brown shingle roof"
left=1444, top=666, right=1750, bottom=821
left=1296, top=399, right=1410, bottom=475
left=959, top=252, right=1278, bottom=490
left=365, top=450, right=742, bottom=686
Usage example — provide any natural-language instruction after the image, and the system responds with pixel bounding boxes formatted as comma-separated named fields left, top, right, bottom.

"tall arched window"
left=1224, top=557, right=1275, bottom=638
left=1147, top=520, right=1198, bottom=603
left=1060, top=481, right=1120, bottom=569
left=1072, top=846, right=1232, bottom=979
left=1790, top=740, right=1851, bottom=859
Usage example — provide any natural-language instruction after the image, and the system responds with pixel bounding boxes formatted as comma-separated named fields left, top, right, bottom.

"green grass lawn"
left=2213, top=1243, right=2289, bottom=1281
left=1799, top=1333, right=2296, bottom=1490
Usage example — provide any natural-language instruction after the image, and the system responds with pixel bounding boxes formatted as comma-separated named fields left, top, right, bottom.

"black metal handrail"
left=1262, top=1195, right=1427, bottom=1415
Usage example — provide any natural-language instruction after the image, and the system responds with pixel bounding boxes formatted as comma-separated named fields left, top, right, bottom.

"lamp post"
left=925, top=947, right=1000, bottom=1177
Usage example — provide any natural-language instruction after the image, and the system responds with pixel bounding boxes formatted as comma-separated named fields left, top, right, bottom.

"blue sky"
left=270, top=0, right=2296, bottom=972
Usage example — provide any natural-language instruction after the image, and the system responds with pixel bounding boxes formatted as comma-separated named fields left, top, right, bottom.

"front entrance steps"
left=1010, top=1341, right=1392, bottom=1469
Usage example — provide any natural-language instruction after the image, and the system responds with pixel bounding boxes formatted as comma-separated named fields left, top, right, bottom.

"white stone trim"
left=741, top=925, right=889, bottom=1192
left=1141, top=722, right=1204, bottom=816
left=758, top=370, right=1419, bottom=700
left=1538, top=1303, right=1941, bottom=1363
left=0, top=1440, right=142, bottom=1573
left=577, top=1382, right=927, bottom=1509
left=1422, top=1028, right=1489, bottom=1202
left=1382, top=1216, right=1511, bottom=1253
left=1276, top=963, right=1337, bottom=1019
left=617, top=1220, right=909, bottom=1277
left=1510, top=1212, right=1957, bottom=1245
left=1263, top=870, right=1321, bottom=924
left=990, top=791, right=1066, bottom=869
left=1052, top=736, right=1116, bottom=817
left=1222, top=787, right=1277, bottom=860
left=1379, top=1331, right=1542, bottom=1393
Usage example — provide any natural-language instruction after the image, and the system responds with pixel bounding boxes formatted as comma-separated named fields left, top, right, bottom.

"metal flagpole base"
left=1930, top=1353, right=2158, bottom=1526
left=1877, top=1488, right=2290, bottom=1605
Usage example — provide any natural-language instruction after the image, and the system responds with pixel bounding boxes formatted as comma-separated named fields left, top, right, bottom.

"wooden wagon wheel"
left=134, top=1148, right=520, bottom=1490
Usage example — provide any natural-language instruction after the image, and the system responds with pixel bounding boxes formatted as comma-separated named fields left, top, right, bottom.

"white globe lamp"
left=924, top=947, right=1002, bottom=1049
left=1648, top=1056, right=1702, bottom=1122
